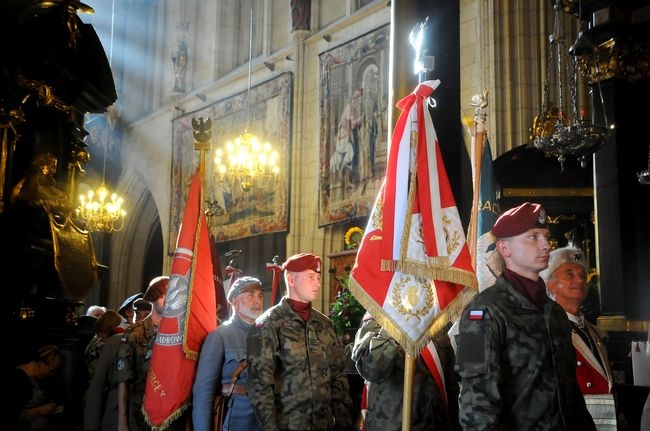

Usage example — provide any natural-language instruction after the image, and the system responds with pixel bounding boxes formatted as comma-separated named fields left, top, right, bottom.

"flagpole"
left=191, top=116, right=213, bottom=193
left=466, top=91, right=488, bottom=268
left=398, top=11, right=435, bottom=431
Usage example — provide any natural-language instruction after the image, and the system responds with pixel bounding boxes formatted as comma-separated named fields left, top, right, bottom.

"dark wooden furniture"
left=327, top=248, right=358, bottom=303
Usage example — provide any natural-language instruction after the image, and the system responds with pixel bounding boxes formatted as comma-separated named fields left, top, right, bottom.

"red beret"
left=491, top=202, right=547, bottom=238
left=143, top=276, right=169, bottom=301
left=282, top=253, right=322, bottom=273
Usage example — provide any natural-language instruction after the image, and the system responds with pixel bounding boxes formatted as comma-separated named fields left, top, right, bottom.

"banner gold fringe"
left=142, top=402, right=189, bottom=431
left=381, top=259, right=478, bottom=290
left=349, top=275, right=478, bottom=357
left=181, top=209, right=205, bottom=361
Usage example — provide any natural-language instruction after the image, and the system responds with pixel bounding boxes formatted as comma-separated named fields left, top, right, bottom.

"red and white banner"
left=350, top=80, right=477, bottom=356
left=143, top=168, right=217, bottom=429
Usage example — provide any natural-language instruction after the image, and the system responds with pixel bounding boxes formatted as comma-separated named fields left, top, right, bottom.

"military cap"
left=540, top=246, right=587, bottom=283
left=118, top=292, right=143, bottom=317
left=226, top=276, right=262, bottom=303
left=282, top=252, right=322, bottom=273
left=491, top=202, right=547, bottom=238
left=143, top=275, right=170, bottom=301
left=133, top=298, right=152, bottom=311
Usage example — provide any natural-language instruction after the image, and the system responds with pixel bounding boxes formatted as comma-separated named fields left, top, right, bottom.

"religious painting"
left=170, top=72, right=292, bottom=248
left=319, top=25, right=390, bottom=226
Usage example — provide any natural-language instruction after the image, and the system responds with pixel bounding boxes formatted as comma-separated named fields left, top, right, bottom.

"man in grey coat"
left=192, top=276, right=264, bottom=431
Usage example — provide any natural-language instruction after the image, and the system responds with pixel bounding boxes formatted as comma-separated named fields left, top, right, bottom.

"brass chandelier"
left=76, top=0, right=126, bottom=233
left=531, top=0, right=610, bottom=170
left=212, top=0, right=280, bottom=193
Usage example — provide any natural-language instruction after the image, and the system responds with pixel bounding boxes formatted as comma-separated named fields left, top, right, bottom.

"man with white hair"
left=192, top=276, right=265, bottom=431
left=541, top=245, right=617, bottom=431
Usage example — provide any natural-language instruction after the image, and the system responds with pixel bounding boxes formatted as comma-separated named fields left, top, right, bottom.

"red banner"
left=143, top=168, right=217, bottom=429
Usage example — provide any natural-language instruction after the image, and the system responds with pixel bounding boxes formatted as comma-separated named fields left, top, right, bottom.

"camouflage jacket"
left=352, top=318, right=461, bottom=431
left=247, top=298, right=353, bottom=431
left=454, top=276, right=596, bottom=430
left=114, top=316, right=157, bottom=420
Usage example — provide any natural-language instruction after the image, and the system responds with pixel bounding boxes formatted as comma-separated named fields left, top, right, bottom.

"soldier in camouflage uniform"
left=455, top=203, right=595, bottom=430
left=247, top=253, right=353, bottom=431
left=115, top=276, right=168, bottom=431
left=352, top=315, right=461, bottom=431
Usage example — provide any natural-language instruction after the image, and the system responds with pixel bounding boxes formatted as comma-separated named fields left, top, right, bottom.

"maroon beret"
left=143, top=275, right=169, bottom=301
left=282, top=253, right=322, bottom=273
left=491, top=202, right=547, bottom=238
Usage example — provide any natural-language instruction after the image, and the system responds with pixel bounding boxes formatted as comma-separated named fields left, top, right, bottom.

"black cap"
left=118, top=292, right=144, bottom=317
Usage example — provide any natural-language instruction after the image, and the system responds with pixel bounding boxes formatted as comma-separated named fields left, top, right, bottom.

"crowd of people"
left=8, top=201, right=649, bottom=430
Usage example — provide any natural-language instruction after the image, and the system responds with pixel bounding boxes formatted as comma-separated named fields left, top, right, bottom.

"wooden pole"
left=467, top=92, right=488, bottom=268
left=191, top=117, right=213, bottom=201
left=390, top=2, right=432, bottom=430
left=402, top=354, right=417, bottom=430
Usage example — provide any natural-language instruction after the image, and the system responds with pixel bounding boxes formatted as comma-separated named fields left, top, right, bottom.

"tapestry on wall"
left=319, top=25, right=390, bottom=226
left=170, top=72, right=292, bottom=248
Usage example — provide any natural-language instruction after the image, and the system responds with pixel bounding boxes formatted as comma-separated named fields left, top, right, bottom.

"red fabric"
left=350, top=80, right=477, bottom=354
left=209, top=233, right=229, bottom=322
left=421, top=342, right=447, bottom=407
left=575, top=349, right=610, bottom=394
left=266, top=260, right=283, bottom=305
left=287, top=298, right=311, bottom=321
left=143, top=168, right=217, bottom=428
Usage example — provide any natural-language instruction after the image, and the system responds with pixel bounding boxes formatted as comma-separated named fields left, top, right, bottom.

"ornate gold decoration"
left=390, top=275, right=434, bottom=320
left=577, top=38, right=650, bottom=84
left=17, top=75, right=71, bottom=114
left=531, top=1, right=609, bottom=170
left=502, top=187, right=593, bottom=197
left=49, top=213, right=98, bottom=299
left=11, top=152, right=71, bottom=213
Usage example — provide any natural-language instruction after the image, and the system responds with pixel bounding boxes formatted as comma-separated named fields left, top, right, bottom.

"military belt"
left=221, top=383, right=247, bottom=396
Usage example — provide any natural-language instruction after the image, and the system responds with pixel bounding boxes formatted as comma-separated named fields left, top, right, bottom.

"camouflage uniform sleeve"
left=352, top=318, right=404, bottom=383
left=329, top=324, right=353, bottom=430
left=114, top=331, right=135, bottom=383
left=455, top=306, right=503, bottom=429
left=246, top=321, right=280, bottom=431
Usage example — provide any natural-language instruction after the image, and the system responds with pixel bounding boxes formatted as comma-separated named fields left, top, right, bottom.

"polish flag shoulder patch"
left=468, top=309, right=485, bottom=320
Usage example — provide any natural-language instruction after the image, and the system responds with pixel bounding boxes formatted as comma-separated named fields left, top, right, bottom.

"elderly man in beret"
left=247, top=253, right=353, bottom=431
left=455, top=202, right=595, bottom=430
left=541, top=246, right=617, bottom=430
left=192, top=276, right=264, bottom=431
left=115, top=275, right=169, bottom=431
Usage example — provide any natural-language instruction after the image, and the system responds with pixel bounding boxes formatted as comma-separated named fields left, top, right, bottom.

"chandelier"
left=214, top=133, right=279, bottom=192
left=212, top=0, right=280, bottom=194
left=76, top=3, right=126, bottom=233
left=77, top=181, right=126, bottom=232
left=531, top=0, right=610, bottom=170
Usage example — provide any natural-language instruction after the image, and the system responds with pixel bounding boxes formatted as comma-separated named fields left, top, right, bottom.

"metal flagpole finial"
left=409, top=17, right=435, bottom=84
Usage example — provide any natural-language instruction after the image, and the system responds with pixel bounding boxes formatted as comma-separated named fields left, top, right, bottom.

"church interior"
left=1, top=0, right=649, bottom=429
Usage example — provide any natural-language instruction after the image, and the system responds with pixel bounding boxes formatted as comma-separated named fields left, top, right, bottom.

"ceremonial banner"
left=350, top=80, right=477, bottom=356
left=209, top=233, right=229, bottom=323
left=266, top=256, right=283, bottom=306
left=143, top=168, right=217, bottom=429
left=475, top=137, right=502, bottom=291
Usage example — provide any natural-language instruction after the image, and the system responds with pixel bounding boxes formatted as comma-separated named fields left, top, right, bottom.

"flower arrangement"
left=344, top=226, right=363, bottom=250
left=329, top=273, right=365, bottom=339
